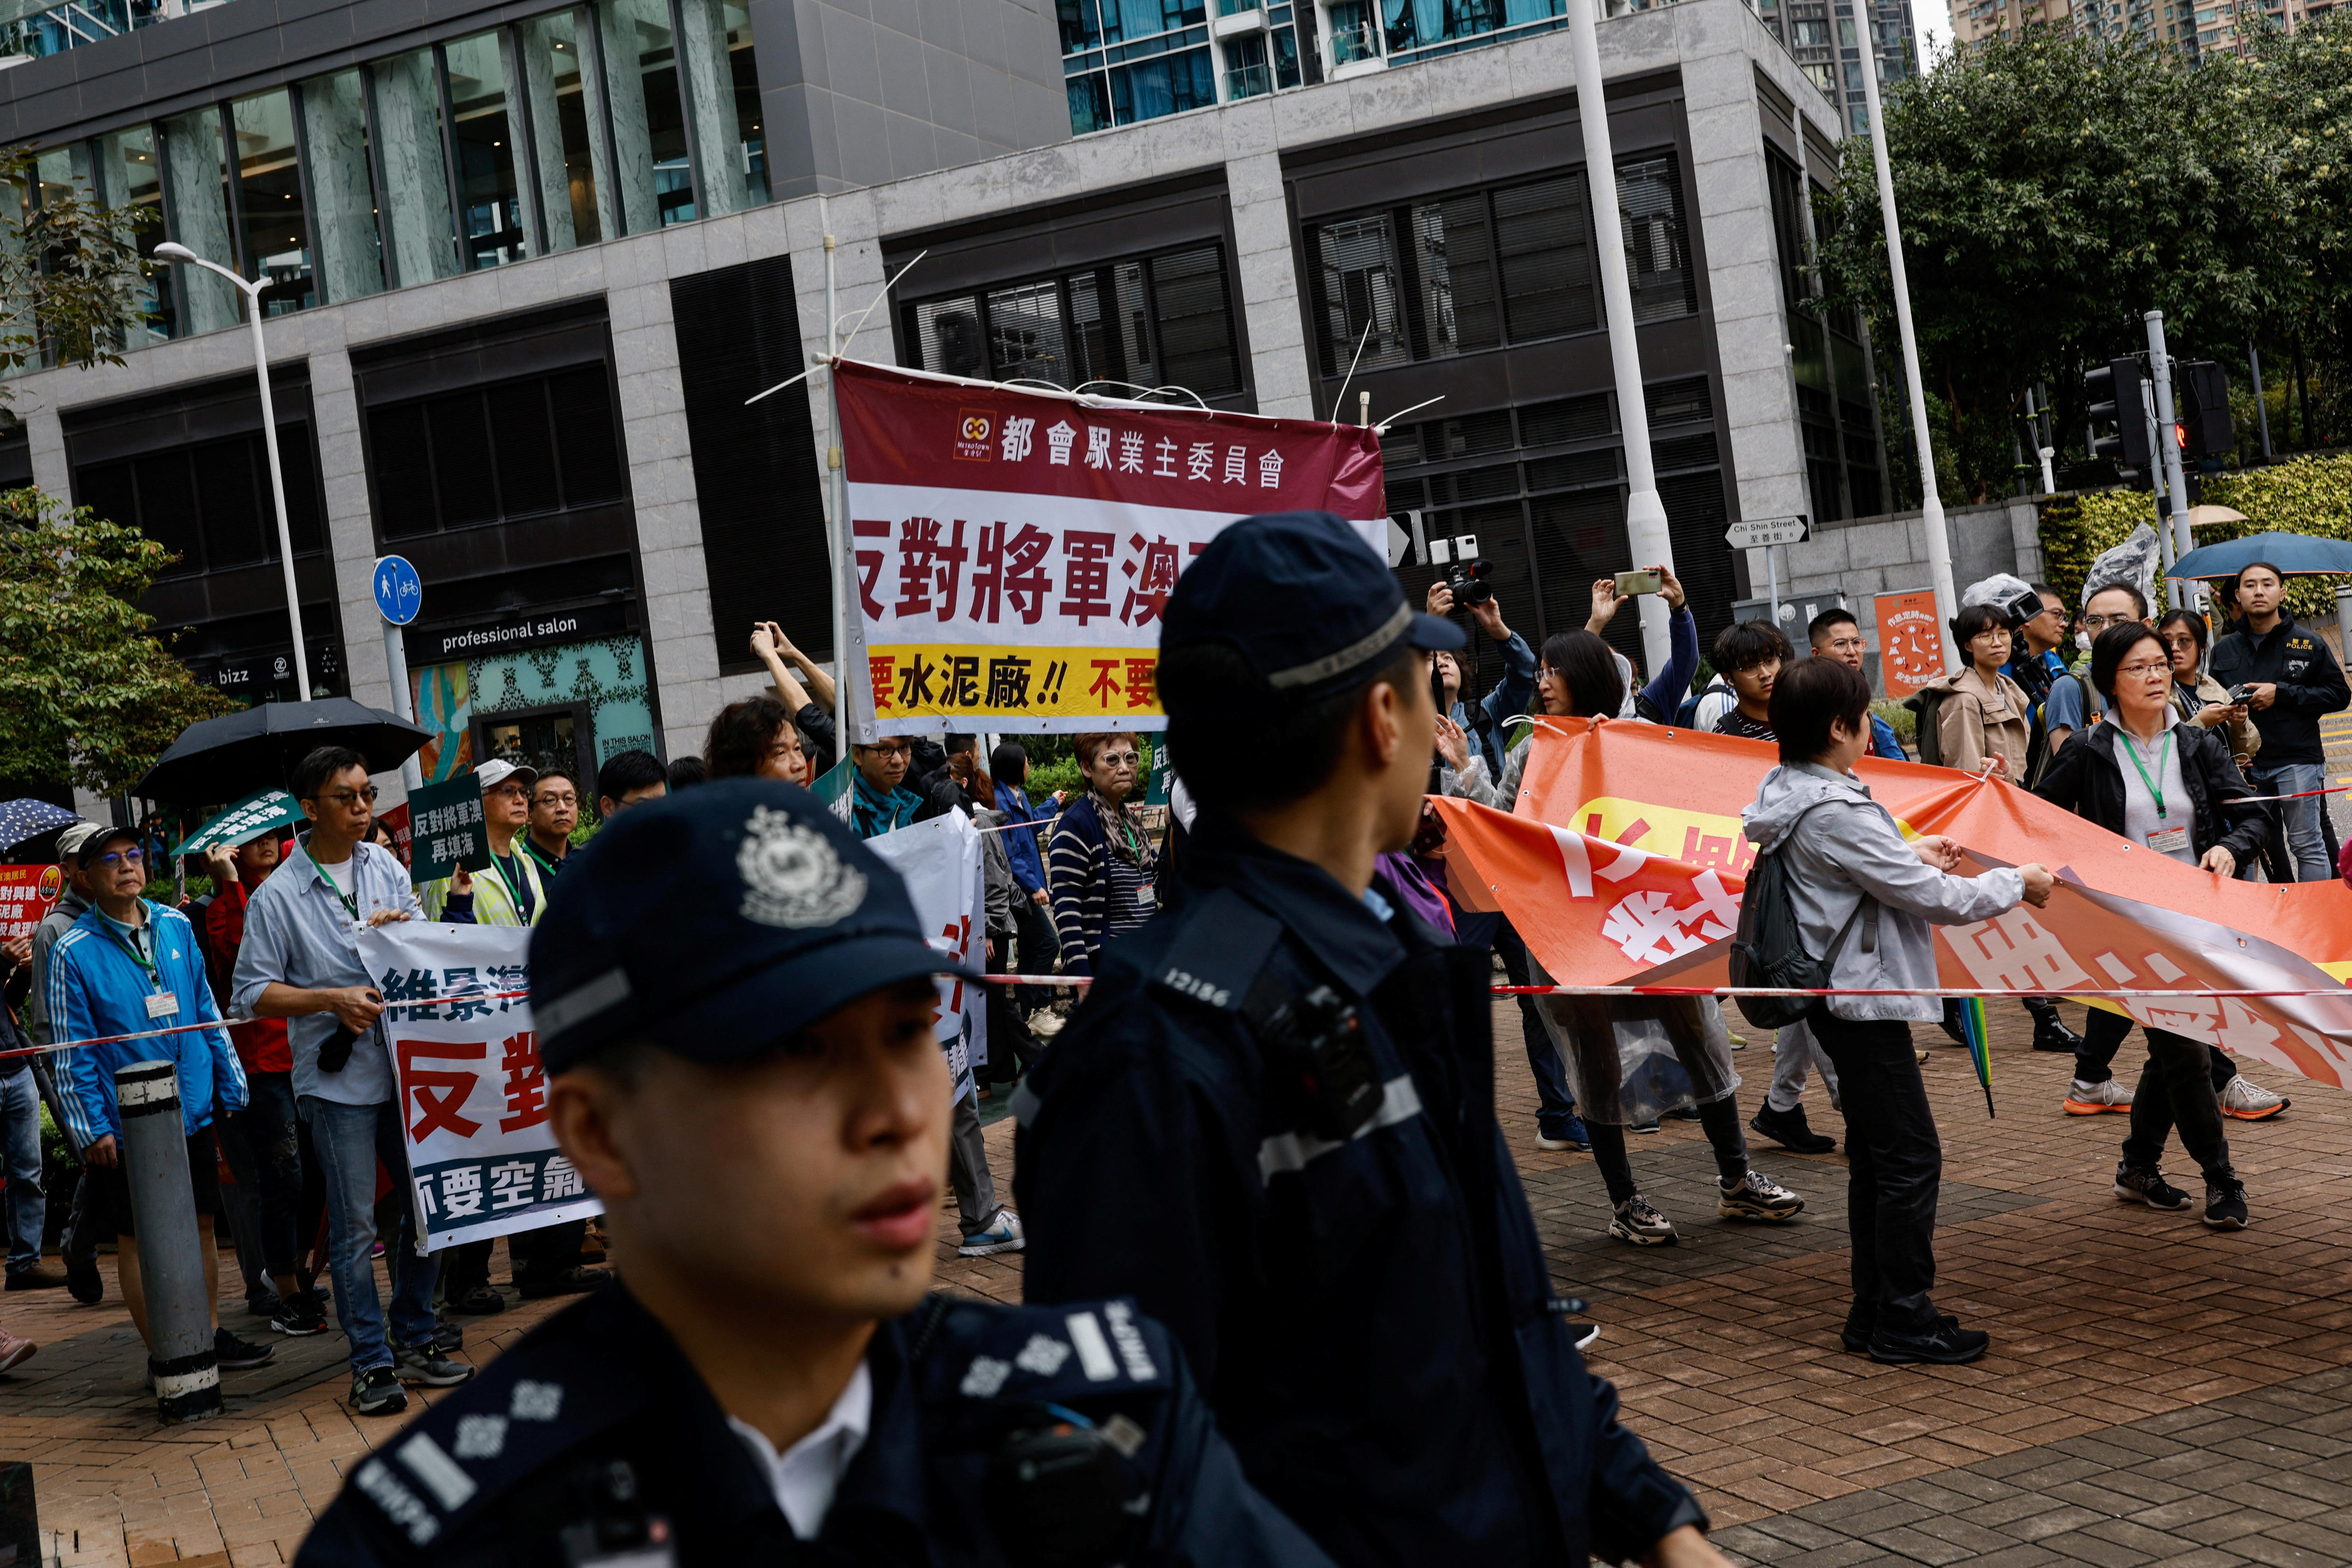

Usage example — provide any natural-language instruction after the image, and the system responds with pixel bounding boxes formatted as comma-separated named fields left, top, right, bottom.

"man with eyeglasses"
left=2042, top=581, right=2152, bottom=756
left=2210, top=560, right=2351, bottom=883
left=230, top=745, right=474, bottom=1418
left=849, top=736, right=922, bottom=840
left=24, top=823, right=109, bottom=1300
left=47, top=824, right=278, bottom=1382
left=522, top=770, right=580, bottom=879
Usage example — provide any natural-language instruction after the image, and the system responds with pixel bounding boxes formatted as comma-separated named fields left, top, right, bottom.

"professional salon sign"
left=833, top=359, right=1388, bottom=739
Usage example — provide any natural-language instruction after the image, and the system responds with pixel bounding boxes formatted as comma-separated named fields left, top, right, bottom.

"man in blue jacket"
left=46, top=825, right=273, bottom=1373
left=1017, top=514, right=1722, bottom=1568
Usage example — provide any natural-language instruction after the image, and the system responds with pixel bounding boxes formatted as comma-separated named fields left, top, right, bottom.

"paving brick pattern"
left=2, top=998, right=2346, bottom=1565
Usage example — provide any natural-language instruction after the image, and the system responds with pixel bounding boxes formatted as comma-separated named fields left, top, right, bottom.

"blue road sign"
left=373, top=555, right=422, bottom=626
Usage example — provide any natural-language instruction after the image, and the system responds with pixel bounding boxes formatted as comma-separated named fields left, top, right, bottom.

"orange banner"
left=1434, top=719, right=2352, bottom=1091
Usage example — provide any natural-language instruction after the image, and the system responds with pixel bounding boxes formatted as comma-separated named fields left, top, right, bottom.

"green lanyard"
left=316, top=858, right=362, bottom=924
left=2118, top=727, right=2173, bottom=819
left=99, top=918, right=163, bottom=992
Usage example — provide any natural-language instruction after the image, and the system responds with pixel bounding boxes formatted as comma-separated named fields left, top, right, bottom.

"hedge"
left=2037, top=454, right=2352, bottom=620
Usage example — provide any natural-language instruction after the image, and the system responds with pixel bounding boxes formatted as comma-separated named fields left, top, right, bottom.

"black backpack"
left=1904, top=688, right=1949, bottom=768
left=1726, top=801, right=1878, bottom=1029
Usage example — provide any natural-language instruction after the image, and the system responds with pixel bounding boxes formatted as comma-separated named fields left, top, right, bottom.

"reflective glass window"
left=95, top=126, right=172, bottom=344
left=160, top=107, right=240, bottom=334
left=370, top=47, right=461, bottom=287
left=444, top=31, right=531, bottom=269
left=600, top=0, right=694, bottom=229
left=516, top=8, right=611, bottom=249
left=678, top=0, right=766, bottom=217
left=300, top=69, right=388, bottom=303
left=231, top=91, right=314, bottom=314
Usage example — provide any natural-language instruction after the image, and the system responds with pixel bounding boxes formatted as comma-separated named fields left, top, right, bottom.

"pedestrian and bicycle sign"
left=373, top=555, right=422, bottom=626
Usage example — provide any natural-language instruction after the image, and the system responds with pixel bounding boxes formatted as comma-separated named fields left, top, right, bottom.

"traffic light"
left=2177, top=360, right=2234, bottom=459
left=2085, top=357, right=2153, bottom=480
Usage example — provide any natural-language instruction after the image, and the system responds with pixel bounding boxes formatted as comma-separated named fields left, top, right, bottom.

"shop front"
left=405, top=601, right=660, bottom=790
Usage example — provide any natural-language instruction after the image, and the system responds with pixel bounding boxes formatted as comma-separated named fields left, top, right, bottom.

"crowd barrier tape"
left=31, top=979, right=2352, bottom=1059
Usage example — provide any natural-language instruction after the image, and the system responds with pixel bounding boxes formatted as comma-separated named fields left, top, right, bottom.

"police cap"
left=1160, top=510, right=1464, bottom=697
left=529, top=777, right=979, bottom=1073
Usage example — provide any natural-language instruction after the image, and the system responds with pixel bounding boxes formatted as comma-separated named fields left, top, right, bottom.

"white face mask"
left=2075, top=630, right=2093, bottom=651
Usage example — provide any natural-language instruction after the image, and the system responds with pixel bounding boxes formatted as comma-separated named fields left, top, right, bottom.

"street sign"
left=373, top=555, right=422, bottom=626
left=1724, top=516, right=1809, bottom=550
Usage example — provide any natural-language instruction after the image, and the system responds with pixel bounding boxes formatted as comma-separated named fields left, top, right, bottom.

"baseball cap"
left=56, top=822, right=105, bottom=860
left=79, top=825, right=138, bottom=858
left=1160, top=510, right=1464, bottom=697
left=529, top=777, right=981, bottom=1074
left=477, top=758, right=539, bottom=793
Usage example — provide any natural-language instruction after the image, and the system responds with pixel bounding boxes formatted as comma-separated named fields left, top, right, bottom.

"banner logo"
left=954, top=411, right=994, bottom=461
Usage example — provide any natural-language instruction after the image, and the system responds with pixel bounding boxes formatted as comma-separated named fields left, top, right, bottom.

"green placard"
left=406, top=773, right=493, bottom=884
left=173, top=789, right=304, bottom=856
left=1144, top=734, right=1174, bottom=808
left=812, top=755, right=857, bottom=825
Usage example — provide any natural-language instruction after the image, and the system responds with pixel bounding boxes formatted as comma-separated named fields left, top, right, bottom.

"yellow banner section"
left=1568, top=795, right=1924, bottom=878
left=864, top=644, right=1164, bottom=721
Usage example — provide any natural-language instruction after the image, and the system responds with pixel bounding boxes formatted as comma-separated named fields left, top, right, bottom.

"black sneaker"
left=2030, top=1012, right=2085, bottom=1053
left=352, top=1366, right=408, bottom=1417
left=64, top=1254, right=101, bottom=1305
left=433, top=1318, right=465, bottom=1355
left=272, top=1295, right=329, bottom=1337
left=450, top=1285, right=507, bottom=1315
left=518, top=1266, right=610, bottom=1301
left=214, top=1327, right=276, bottom=1370
left=395, top=1344, right=476, bottom=1387
left=246, top=1291, right=283, bottom=1319
left=1845, top=1312, right=1956, bottom=1354
left=2114, top=1162, right=2192, bottom=1212
left=1750, top=1101, right=1836, bottom=1155
left=1868, top=1318, right=1989, bottom=1365
left=2204, top=1177, right=2250, bottom=1230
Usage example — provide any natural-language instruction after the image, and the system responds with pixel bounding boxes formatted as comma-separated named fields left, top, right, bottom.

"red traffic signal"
left=2175, top=421, right=2187, bottom=449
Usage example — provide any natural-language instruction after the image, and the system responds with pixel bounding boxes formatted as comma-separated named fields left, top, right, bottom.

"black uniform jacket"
left=1013, top=812, right=1704, bottom=1568
left=297, top=1283, right=1335, bottom=1568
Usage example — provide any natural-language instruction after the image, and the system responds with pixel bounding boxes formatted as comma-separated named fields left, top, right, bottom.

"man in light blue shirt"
left=230, top=745, right=470, bottom=1417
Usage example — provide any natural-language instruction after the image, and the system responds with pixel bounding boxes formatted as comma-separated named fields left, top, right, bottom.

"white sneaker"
left=959, top=1210, right=1026, bottom=1257
left=2063, top=1077, right=2133, bottom=1115
left=1030, top=1013, right=1066, bottom=1040
left=1607, top=1195, right=1677, bottom=1246
left=1719, top=1169, right=1805, bottom=1221
left=2220, top=1076, right=2288, bottom=1120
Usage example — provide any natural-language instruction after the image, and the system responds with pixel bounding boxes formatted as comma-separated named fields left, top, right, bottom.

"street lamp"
left=152, top=241, right=310, bottom=702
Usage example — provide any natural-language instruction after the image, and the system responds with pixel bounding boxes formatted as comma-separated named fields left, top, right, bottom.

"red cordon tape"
left=2233, top=784, right=2352, bottom=803
left=30, top=980, right=2348, bottom=1059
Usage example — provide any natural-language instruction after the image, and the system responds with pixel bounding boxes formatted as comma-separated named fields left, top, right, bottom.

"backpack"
left=1726, top=801, right=1879, bottom=1030
left=1675, top=676, right=1732, bottom=730
left=1904, top=688, right=1950, bottom=768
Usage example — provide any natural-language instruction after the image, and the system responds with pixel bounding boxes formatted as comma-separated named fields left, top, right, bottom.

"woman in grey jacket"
left=1743, top=657, right=2056, bottom=1366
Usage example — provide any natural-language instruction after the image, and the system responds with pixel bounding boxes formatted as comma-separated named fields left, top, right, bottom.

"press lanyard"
left=2119, top=728, right=2173, bottom=819
left=483, top=852, right=535, bottom=925
left=317, top=857, right=362, bottom=925
left=99, top=919, right=162, bottom=991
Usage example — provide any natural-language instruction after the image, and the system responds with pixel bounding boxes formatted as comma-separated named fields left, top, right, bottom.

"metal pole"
left=2145, top=311, right=2196, bottom=563
left=1767, top=544, right=1781, bottom=634
left=381, top=621, right=423, bottom=794
left=2249, top=339, right=2272, bottom=461
left=1850, top=2, right=1958, bottom=672
left=115, top=1061, right=220, bottom=1422
left=1566, top=0, right=1673, bottom=680
left=248, top=293, right=310, bottom=701
left=822, top=208, right=854, bottom=750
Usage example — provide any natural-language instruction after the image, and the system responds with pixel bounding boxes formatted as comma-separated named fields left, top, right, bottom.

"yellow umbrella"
left=2185, top=504, right=2249, bottom=530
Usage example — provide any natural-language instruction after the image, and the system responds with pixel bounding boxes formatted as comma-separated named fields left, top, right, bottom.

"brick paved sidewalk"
left=3, top=998, right=2346, bottom=1565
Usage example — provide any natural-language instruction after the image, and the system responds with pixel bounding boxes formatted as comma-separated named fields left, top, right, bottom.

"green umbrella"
left=172, top=789, right=305, bottom=857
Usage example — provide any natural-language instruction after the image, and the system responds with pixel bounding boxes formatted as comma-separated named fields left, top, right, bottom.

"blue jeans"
left=2253, top=760, right=2330, bottom=882
left=300, top=1095, right=437, bottom=1375
left=0, top=1069, right=42, bottom=1277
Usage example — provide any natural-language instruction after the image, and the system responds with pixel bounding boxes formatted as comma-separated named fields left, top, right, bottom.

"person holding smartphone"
left=2033, top=623, right=2268, bottom=1229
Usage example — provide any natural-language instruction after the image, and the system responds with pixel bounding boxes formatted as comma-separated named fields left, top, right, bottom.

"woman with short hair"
left=1045, top=733, right=1157, bottom=976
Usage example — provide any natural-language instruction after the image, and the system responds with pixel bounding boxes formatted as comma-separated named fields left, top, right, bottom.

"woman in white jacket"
left=1742, top=656, right=2055, bottom=1366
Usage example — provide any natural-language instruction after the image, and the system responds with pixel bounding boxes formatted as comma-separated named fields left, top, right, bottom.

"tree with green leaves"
left=0, top=489, right=236, bottom=795
left=1811, top=28, right=2319, bottom=501
left=0, top=147, right=147, bottom=390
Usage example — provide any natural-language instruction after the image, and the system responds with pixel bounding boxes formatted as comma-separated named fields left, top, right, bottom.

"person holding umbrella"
left=2208, top=562, right=2351, bottom=882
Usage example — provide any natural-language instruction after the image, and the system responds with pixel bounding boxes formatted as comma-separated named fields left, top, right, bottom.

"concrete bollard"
left=115, top=1061, right=219, bottom=1422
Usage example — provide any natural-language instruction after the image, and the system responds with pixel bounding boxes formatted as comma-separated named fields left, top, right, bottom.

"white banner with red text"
left=865, top=810, right=987, bottom=1099
left=834, top=359, right=1388, bottom=738
left=356, top=922, right=603, bottom=1253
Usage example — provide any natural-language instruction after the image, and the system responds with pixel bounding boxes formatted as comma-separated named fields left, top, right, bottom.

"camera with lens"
left=1444, top=557, right=1494, bottom=609
left=1987, top=585, right=2048, bottom=630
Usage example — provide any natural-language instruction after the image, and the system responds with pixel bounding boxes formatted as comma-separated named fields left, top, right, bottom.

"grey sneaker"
left=1718, top=1168, right=1805, bottom=1221
left=352, top=1366, right=409, bottom=1417
left=395, top=1344, right=476, bottom=1387
left=1607, top=1195, right=1677, bottom=1246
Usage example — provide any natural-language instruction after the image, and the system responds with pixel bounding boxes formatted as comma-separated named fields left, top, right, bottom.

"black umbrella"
left=133, top=698, right=434, bottom=805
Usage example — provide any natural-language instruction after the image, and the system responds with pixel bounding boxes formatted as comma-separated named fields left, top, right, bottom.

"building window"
left=368, top=364, right=626, bottom=538
left=300, top=69, right=389, bottom=306
left=1062, top=0, right=1216, bottom=135
left=74, top=427, right=325, bottom=581
left=900, top=245, right=1245, bottom=403
left=1308, top=159, right=1686, bottom=377
left=230, top=91, right=316, bottom=314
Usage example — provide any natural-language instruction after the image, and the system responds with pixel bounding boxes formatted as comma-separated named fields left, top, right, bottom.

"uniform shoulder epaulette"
left=1145, top=887, right=1282, bottom=1014
left=918, top=1295, right=1175, bottom=1408
left=343, top=1310, right=634, bottom=1552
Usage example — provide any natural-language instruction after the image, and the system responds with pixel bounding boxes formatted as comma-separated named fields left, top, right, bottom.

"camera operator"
left=1424, top=569, right=1534, bottom=778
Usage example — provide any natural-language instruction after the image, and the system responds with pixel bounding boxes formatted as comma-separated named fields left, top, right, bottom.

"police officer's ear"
left=546, top=1042, right=654, bottom=1206
left=1363, top=649, right=1431, bottom=769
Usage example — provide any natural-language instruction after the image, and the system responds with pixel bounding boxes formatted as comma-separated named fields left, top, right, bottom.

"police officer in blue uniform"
left=299, top=777, right=1334, bottom=1568
left=1014, top=513, right=1726, bottom=1568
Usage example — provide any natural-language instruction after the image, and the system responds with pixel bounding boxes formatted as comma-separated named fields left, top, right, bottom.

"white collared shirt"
left=726, top=1361, right=874, bottom=1540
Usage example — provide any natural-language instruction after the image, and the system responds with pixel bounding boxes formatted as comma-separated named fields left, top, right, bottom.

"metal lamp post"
left=152, top=241, right=310, bottom=702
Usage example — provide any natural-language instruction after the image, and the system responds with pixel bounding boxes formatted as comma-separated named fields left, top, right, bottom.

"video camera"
left=1984, top=584, right=2048, bottom=631
left=1444, top=557, right=1494, bottom=609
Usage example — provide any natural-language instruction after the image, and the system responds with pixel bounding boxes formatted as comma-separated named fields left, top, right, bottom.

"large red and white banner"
left=0, top=865, right=61, bottom=941
left=834, top=360, right=1387, bottom=738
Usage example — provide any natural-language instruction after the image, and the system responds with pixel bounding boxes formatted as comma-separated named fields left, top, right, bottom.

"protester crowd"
left=0, top=521, right=2343, bottom=1567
